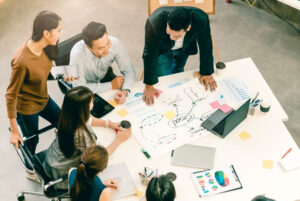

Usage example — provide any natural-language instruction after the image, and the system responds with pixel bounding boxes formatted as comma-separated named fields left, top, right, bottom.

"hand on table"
left=199, top=75, right=217, bottom=91
left=143, top=85, right=160, bottom=105
left=114, top=90, right=127, bottom=104
left=115, top=127, right=132, bottom=143
left=103, top=179, right=119, bottom=190
left=111, top=76, right=124, bottom=90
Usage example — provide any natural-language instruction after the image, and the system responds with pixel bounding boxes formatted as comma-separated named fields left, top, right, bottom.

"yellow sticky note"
left=263, top=160, right=274, bottom=169
left=117, top=108, right=129, bottom=117
left=164, top=110, right=176, bottom=120
left=135, top=187, right=143, bottom=197
left=238, top=131, right=251, bottom=141
left=108, top=99, right=118, bottom=107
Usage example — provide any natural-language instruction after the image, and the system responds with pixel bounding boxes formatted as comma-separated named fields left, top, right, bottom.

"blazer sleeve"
left=142, top=19, right=160, bottom=85
left=197, top=15, right=214, bottom=76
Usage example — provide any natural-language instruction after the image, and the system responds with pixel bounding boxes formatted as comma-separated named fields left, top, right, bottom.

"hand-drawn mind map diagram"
left=129, top=79, right=216, bottom=158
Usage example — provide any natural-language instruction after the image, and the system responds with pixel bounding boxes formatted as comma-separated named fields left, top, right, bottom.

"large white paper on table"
left=126, top=77, right=249, bottom=159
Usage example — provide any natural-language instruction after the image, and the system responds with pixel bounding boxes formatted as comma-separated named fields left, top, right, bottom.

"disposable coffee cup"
left=120, top=120, right=131, bottom=129
left=260, top=98, right=271, bottom=113
left=216, top=62, right=226, bottom=76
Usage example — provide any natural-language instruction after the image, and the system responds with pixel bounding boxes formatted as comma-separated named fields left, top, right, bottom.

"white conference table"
left=93, top=58, right=299, bottom=201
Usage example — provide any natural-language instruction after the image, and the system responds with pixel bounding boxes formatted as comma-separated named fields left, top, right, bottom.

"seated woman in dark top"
left=69, top=145, right=118, bottom=201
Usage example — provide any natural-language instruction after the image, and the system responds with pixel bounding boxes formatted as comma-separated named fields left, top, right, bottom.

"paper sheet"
left=127, top=77, right=249, bottom=158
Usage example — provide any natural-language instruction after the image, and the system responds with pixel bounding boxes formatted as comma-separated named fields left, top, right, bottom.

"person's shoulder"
left=68, top=167, right=77, bottom=177
left=148, top=7, right=168, bottom=23
left=109, top=36, right=121, bottom=45
left=190, top=7, right=209, bottom=21
left=11, top=42, right=29, bottom=69
left=71, top=40, right=86, bottom=55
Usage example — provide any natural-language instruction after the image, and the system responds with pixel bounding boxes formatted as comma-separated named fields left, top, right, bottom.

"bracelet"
left=105, top=120, right=111, bottom=128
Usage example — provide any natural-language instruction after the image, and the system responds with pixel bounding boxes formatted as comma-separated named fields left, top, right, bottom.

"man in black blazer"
left=142, top=6, right=217, bottom=105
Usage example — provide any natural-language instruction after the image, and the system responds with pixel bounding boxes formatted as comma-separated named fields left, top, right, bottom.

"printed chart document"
left=191, top=164, right=242, bottom=197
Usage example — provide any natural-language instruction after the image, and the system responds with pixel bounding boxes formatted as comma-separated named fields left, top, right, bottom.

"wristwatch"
left=123, top=89, right=131, bottom=96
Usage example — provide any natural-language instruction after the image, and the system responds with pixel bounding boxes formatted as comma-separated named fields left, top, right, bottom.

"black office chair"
left=53, top=33, right=82, bottom=94
left=11, top=125, right=69, bottom=201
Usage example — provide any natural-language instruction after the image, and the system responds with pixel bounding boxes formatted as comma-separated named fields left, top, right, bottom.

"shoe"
left=25, top=169, right=41, bottom=183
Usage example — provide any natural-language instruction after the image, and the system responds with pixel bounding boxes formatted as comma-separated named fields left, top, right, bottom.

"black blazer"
left=142, top=6, right=214, bottom=85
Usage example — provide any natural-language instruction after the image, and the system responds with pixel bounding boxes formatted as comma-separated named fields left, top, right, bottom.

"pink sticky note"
left=220, top=104, right=232, bottom=113
left=210, top=101, right=221, bottom=109
left=154, top=89, right=163, bottom=97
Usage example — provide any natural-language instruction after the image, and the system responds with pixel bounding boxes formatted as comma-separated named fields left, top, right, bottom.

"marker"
left=141, top=148, right=151, bottom=159
left=281, top=148, right=292, bottom=159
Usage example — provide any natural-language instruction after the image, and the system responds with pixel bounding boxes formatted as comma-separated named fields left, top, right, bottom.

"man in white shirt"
left=70, top=22, right=135, bottom=104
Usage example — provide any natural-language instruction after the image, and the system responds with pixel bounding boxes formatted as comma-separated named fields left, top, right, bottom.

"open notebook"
left=98, top=162, right=136, bottom=199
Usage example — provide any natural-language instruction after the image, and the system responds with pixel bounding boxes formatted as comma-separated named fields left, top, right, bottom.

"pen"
left=251, top=92, right=259, bottom=104
left=250, top=99, right=262, bottom=107
left=147, top=171, right=154, bottom=178
left=281, top=148, right=292, bottom=159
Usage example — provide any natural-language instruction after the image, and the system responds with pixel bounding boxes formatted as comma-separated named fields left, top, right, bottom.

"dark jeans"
left=157, top=48, right=189, bottom=77
left=17, top=97, right=60, bottom=169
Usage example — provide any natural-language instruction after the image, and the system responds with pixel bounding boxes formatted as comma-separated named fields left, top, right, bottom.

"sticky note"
left=135, top=187, right=143, bottom=197
left=210, top=101, right=221, bottom=109
left=154, top=88, right=163, bottom=97
left=108, top=99, right=118, bottom=107
left=164, top=110, right=176, bottom=120
left=117, top=108, right=129, bottom=117
left=263, top=160, right=274, bottom=169
left=220, top=104, right=232, bottom=113
left=238, top=131, right=251, bottom=141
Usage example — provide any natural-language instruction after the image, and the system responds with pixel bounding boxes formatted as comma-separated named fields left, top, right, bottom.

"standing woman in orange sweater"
left=6, top=10, right=62, bottom=180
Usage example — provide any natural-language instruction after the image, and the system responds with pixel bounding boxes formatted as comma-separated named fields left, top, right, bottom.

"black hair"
left=82, top=22, right=107, bottom=48
left=146, top=175, right=176, bottom=201
left=167, top=7, right=192, bottom=31
left=57, top=86, right=94, bottom=158
left=31, top=10, right=61, bottom=60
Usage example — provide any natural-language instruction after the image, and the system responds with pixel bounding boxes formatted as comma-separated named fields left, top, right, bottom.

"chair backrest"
left=55, top=33, right=82, bottom=66
left=54, top=34, right=82, bottom=94
left=18, top=141, right=52, bottom=184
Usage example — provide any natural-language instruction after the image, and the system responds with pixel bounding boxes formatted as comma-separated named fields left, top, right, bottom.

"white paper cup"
left=260, top=98, right=271, bottom=113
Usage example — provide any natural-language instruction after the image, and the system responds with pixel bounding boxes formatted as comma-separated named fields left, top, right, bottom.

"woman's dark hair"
left=31, top=10, right=61, bottom=60
left=57, top=86, right=94, bottom=158
left=70, top=145, right=109, bottom=201
left=146, top=175, right=176, bottom=201
left=82, top=22, right=107, bottom=48
left=167, top=7, right=192, bottom=31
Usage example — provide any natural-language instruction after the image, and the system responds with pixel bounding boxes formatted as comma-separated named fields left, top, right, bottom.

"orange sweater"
left=6, top=42, right=52, bottom=119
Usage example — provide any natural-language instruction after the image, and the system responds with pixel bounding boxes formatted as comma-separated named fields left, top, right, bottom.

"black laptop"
left=201, top=99, right=250, bottom=138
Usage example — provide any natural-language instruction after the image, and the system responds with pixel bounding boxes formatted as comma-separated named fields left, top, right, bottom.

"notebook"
left=278, top=149, right=300, bottom=172
left=171, top=144, right=216, bottom=169
left=98, top=162, right=136, bottom=199
left=191, top=164, right=242, bottom=197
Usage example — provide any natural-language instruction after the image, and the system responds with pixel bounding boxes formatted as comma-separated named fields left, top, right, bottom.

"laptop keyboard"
left=212, top=118, right=227, bottom=134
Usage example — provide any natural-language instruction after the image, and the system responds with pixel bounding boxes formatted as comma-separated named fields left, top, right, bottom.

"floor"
left=0, top=0, right=299, bottom=200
